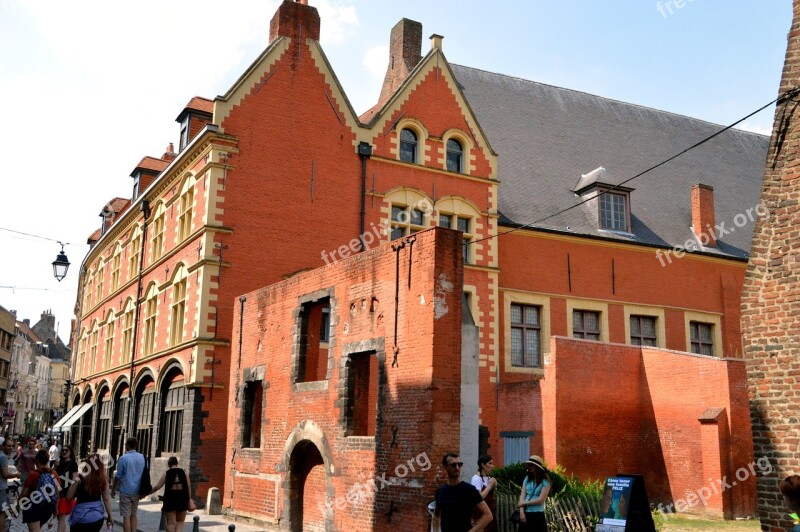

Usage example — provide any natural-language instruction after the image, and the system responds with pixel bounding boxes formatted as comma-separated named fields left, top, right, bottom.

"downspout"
left=126, top=199, right=150, bottom=435
left=357, top=142, right=373, bottom=251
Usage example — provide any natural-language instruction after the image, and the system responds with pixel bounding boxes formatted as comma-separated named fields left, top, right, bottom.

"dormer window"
left=179, top=116, right=190, bottom=151
left=446, top=139, right=463, bottom=173
left=573, top=167, right=633, bottom=234
left=599, top=191, right=628, bottom=232
left=132, top=173, right=141, bottom=200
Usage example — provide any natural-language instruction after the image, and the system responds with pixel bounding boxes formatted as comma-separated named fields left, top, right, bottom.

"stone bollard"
left=192, top=515, right=200, bottom=532
left=206, top=487, right=222, bottom=515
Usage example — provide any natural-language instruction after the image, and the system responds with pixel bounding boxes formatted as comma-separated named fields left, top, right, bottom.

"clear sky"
left=0, top=0, right=792, bottom=340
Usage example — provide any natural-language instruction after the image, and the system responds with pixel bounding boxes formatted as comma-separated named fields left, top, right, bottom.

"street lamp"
left=52, top=242, right=70, bottom=282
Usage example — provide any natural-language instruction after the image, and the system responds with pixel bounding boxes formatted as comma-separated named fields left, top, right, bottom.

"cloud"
left=363, top=45, right=388, bottom=79
left=736, top=122, right=772, bottom=136
left=316, top=0, right=359, bottom=44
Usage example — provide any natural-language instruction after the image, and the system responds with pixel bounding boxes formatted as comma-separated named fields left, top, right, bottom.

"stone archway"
left=288, top=440, right=325, bottom=532
left=281, top=421, right=335, bottom=531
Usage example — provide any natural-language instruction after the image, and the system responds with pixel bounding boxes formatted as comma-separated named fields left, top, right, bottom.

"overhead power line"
left=471, top=85, right=800, bottom=247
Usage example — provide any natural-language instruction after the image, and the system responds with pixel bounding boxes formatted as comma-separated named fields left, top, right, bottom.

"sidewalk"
left=110, top=498, right=272, bottom=531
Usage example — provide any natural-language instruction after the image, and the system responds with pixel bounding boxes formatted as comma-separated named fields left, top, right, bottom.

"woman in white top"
left=470, top=455, right=497, bottom=532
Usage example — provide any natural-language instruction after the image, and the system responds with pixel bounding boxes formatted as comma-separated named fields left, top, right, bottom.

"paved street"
left=2, top=497, right=269, bottom=532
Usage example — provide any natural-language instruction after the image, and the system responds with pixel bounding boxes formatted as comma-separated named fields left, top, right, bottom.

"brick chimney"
left=269, top=0, right=320, bottom=44
left=691, top=183, right=716, bottom=247
left=162, top=143, right=177, bottom=162
left=378, top=19, right=423, bottom=104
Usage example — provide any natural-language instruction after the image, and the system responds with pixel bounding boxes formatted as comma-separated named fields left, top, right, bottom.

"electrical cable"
left=470, top=84, right=800, bottom=247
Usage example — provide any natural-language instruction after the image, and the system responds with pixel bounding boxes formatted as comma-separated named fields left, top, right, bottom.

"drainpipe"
left=126, top=199, right=150, bottom=435
left=357, top=142, right=372, bottom=251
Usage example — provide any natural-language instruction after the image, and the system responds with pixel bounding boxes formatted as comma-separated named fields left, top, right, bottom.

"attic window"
left=399, top=129, right=417, bottom=163
left=179, top=116, right=190, bottom=151
left=599, top=191, right=629, bottom=232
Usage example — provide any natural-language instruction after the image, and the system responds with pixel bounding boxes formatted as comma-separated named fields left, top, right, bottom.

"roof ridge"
left=450, top=63, right=770, bottom=138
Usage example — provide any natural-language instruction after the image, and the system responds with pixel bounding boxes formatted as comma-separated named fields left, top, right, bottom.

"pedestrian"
left=66, top=453, right=114, bottom=532
left=48, top=440, right=59, bottom=468
left=432, top=452, right=492, bottom=532
left=21, top=449, right=59, bottom=531
left=517, top=455, right=551, bottom=532
left=18, top=438, right=38, bottom=485
left=111, top=437, right=145, bottom=532
left=0, top=438, right=21, bottom=532
left=470, top=455, right=497, bottom=532
left=780, top=475, right=800, bottom=532
left=149, top=456, right=195, bottom=532
left=55, top=444, right=79, bottom=532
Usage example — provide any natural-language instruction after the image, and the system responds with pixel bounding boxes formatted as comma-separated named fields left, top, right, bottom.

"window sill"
left=506, top=365, right=545, bottom=376
left=293, top=381, right=328, bottom=392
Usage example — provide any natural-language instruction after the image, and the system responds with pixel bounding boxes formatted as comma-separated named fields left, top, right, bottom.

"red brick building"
left=67, top=0, right=768, bottom=522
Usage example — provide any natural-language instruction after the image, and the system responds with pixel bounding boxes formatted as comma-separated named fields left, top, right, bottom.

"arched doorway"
left=94, top=386, right=111, bottom=452
left=110, top=383, right=129, bottom=463
left=78, top=389, right=93, bottom=459
left=133, top=375, right=156, bottom=463
left=288, top=440, right=325, bottom=532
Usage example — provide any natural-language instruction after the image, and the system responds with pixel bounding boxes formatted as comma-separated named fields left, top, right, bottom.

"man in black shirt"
left=433, top=453, right=492, bottom=532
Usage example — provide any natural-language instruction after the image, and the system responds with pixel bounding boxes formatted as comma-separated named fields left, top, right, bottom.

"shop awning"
left=52, top=405, right=82, bottom=432
left=56, top=403, right=93, bottom=432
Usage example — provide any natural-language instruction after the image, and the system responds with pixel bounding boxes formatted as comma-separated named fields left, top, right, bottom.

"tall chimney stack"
left=378, top=19, right=423, bottom=104
left=691, top=183, right=716, bottom=247
left=269, top=0, right=320, bottom=44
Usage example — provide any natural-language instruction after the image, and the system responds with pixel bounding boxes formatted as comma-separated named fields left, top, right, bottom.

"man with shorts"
left=0, top=438, right=20, bottom=531
left=111, top=437, right=145, bottom=532
left=433, top=452, right=492, bottom=532
left=47, top=440, right=58, bottom=468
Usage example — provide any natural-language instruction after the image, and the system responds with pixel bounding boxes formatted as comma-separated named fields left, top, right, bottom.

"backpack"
left=34, top=470, right=59, bottom=514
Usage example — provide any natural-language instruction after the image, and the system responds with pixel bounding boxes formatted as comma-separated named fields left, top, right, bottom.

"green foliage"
left=490, top=462, right=595, bottom=501
left=650, top=505, right=666, bottom=532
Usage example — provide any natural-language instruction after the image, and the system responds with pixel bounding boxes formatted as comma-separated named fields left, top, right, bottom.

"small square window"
left=630, top=315, right=657, bottom=346
left=599, top=192, right=628, bottom=232
left=690, top=321, right=714, bottom=355
left=573, top=310, right=600, bottom=341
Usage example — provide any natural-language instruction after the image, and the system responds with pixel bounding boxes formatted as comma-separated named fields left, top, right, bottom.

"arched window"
left=120, top=299, right=135, bottom=363
left=446, top=139, right=463, bottom=173
left=95, top=266, right=104, bottom=306
left=128, top=227, right=141, bottom=281
left=151, top=203, right=166, bottom=261
left=95, top=388, right=111, bottom=451
left=103, top=311, right=115, bottom=370
left=178, top=178, right=195, bottom=241
left=142, top=284, right=158, bottom=356
left=159, top=372, right=185, bottom=454
left=170, top=267, right=187, bottom=346
left=399, top=129, right=418, bottom=163
left=110, top=245, right=122, bottom=291
left=89, top=322, right=99, bottom=372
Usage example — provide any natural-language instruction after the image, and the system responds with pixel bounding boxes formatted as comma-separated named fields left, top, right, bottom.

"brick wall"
left=741, top=2, right=800, bottom=530
left=541, top=337, right=755, bottom=518
left=225, top=227, right=464, bottom=530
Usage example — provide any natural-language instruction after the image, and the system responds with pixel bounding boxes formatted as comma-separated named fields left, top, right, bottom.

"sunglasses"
left=446, top=462, right=464, bottom=468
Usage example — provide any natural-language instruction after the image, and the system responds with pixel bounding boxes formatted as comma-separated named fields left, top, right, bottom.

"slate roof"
left=451, top=65, right=771, bottom=258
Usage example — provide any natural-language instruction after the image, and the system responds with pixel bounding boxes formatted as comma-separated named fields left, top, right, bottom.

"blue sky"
left=0, top=0, right=791, bottom=338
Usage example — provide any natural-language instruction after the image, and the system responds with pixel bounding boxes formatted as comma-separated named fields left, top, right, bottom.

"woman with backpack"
left=66, top=453, right=113, bottom=532
left=517, top=455, right=551, bottom=532
left=21, top=449, right=59, bottom=531
left=149, top=456, right=195, bottom=532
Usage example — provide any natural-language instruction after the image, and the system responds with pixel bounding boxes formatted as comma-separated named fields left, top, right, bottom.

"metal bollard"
left=158, top=511, right=167, bottom=531
left=228, top=525, right=235, bottom=531
left=192, top=515, right=200, bottom=532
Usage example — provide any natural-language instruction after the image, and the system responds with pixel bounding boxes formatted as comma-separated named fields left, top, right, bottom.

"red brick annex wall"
left=225, top=227, right=464, bottom=530
left=541, top=337, right=756, bottom=518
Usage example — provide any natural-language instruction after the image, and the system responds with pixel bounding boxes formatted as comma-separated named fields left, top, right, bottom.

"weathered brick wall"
left=225, top=227, right=463, bottom=530
left=541, top=337, right=755, bottom=517
left=741, top=2, right=800, bottom=530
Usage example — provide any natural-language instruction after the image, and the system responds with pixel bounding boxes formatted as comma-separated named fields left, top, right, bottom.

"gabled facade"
left=70, top=0, right=767, bottom=521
